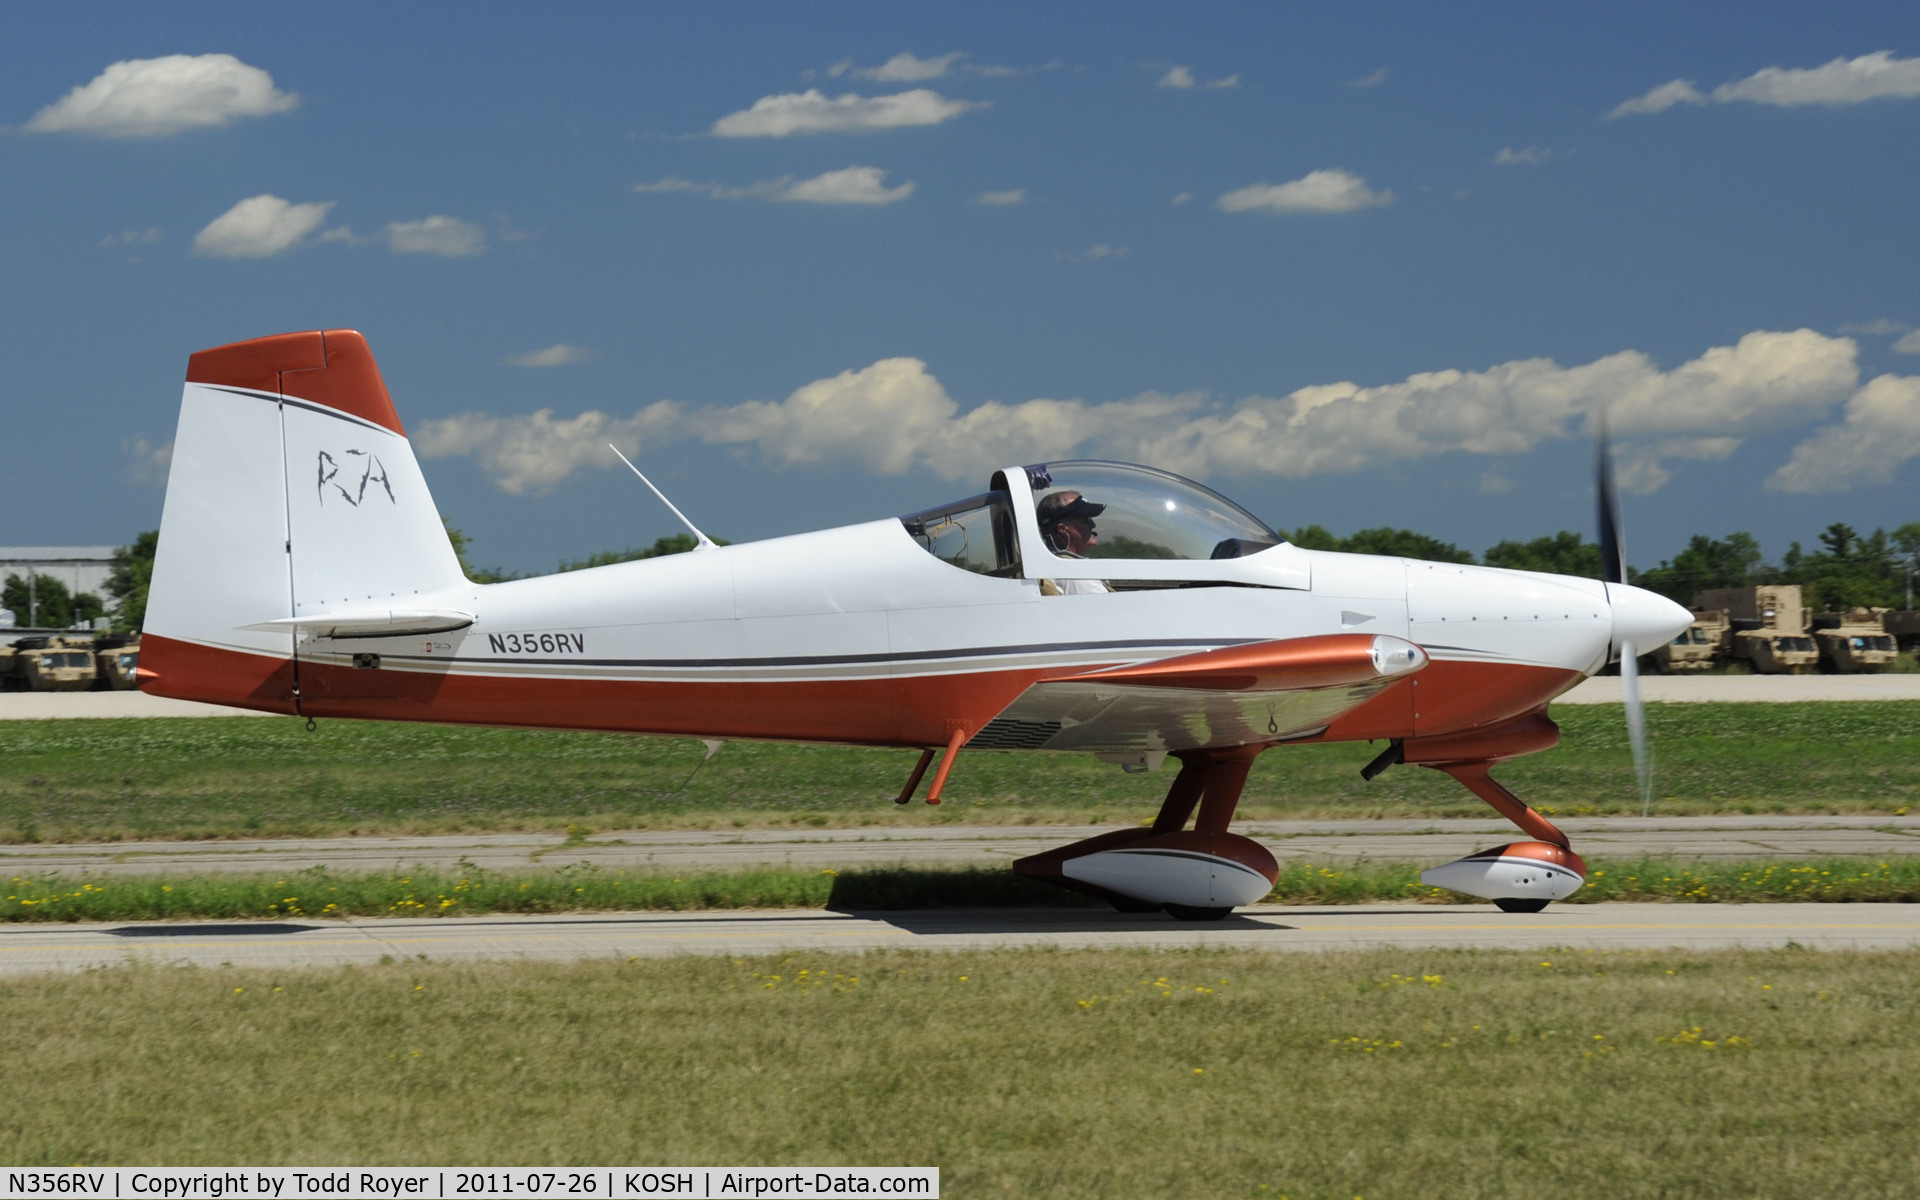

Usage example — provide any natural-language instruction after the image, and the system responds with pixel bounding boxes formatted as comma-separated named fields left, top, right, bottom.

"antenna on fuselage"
left=607, top=443, right=717, bottom=551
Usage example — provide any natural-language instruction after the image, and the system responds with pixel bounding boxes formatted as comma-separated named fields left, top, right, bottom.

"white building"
left=0, top=546, right=119, bottom=627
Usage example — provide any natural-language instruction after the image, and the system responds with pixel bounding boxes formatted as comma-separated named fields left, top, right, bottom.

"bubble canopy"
left=1023, top=461, right=1281, bottom=562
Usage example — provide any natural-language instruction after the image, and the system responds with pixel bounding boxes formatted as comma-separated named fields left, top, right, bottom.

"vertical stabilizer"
left=143, top=330, right=467, bottom=711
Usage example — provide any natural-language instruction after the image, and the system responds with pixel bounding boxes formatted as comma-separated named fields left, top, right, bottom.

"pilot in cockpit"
left=1037, top=490, right=1111, bottom=595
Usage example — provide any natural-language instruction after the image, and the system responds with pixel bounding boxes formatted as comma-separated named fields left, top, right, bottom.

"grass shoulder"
left=2, top=945, right=1915, bottom=1197
left=1, top=701, right=1916, bottom=843
left=6, top=856, right=1918, bottom=922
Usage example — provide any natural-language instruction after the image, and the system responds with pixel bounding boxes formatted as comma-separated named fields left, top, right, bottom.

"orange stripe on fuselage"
left=140, top=635, right=1582, bottom=749
left=139, top=634, right=1052, bottom=747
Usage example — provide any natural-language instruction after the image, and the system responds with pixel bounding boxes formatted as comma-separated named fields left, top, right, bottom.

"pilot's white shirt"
left=1051, top=576, right=1110, bottom=595
left=1043, top=548, right=1110, bottom=594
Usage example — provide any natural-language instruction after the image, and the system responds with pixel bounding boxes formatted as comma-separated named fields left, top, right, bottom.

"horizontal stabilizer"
left=242, top=609, right=475, bottom=639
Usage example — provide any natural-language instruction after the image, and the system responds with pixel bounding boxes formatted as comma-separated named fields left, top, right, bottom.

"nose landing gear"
left=1417, top=761, right=1588, bottom=911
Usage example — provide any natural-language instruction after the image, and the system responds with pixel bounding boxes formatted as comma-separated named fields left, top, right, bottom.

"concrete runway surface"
left=3, top=903, right=1917, bottom=974
left=7, top=816, right=1918, bottom=880
left=2, top=672, right=1919, bottom=721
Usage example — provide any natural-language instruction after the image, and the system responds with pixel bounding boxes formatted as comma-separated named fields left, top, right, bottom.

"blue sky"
left=6, top=2, right=1919, bottom=574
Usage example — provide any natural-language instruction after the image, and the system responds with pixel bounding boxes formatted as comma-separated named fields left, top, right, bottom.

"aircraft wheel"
left=1107, top=896, right=1162, bottom=914
left=1494, top=897, right=1550, bottom=914
left=1164, top=904, right=1234, bottom=921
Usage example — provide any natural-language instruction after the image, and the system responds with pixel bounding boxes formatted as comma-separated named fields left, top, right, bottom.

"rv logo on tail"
left=317, top=450, right=395, bottom=507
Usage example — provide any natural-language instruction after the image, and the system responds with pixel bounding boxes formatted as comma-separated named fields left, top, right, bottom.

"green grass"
left=1, top=701, right=1917, bottom=842
left=6, top=857, right=1918, bottom=922
left=3, top=947, right=1916, bottom=1197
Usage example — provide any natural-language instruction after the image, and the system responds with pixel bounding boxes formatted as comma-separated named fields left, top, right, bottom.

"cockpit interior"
left=900, top=460, right=1283, bottom=585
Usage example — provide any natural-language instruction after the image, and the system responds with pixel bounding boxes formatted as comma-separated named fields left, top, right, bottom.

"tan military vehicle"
left=1649, top=608, right=1730, bottom=671
left=1693, top=585, right=1819, bottom=674
left=0, top=636, right=99, bottom=691
left=91, top=634, right=141, bottom=690
left=1810, top=609, right=1898, bottom=673
left=1884, top=610, right=1920, bottom=650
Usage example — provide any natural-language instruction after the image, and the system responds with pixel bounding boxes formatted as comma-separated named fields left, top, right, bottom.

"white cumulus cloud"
left=1495, top=146, right=1554, bottom=165
left=711, top=89, right=985, bottom=137
left=1106, top=332, right=1851, bottom=492
left=1217, top=169, right=1394, bottom=215
left=25, top=53, right=298, bottom=137
left=1154, top=66, right=1236, bottom=90
left=417, top=331, right=1866, bottom=496
left=505, top=345, right=596, bottom=368
left=1612, top=51, right=1920, bottom=117
left=192, top=194, right=333, bottom=259
left=1893, top=330, right=1920, bottom=354
left=632, top=176, right=719, bottom=195
left=413, top=403, right=681, bottom=496
left=1768, top=374, right=1920, bottom=492
left=637, top=167, right=913, bottom=204
left=693, top=360, right=1197, bottom=481
left=636, top=167, right=913, bottom=205
left=1059, top=243, right=1128, bottom=262
left=780, top=166, right=914, bottom=204
left=855, top=52, right=964, bottom=81
left=974, top=188, right=1026, bottom=206
left=385, top=215, right=485, bottom=256
left=123, top=434, right=172, bottom=487
left=1838, top=318, right=1910, bottom=337
left=1714, top=50, right=1920, bottom=107
left=1608, top=79, right=1706, bottom=118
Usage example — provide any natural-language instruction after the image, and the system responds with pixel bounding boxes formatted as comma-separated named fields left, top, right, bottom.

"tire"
left=1494, top=897, right=1550, bottom=914
left=1107, top=896, right=1162, bottom=914
left=1164, top=904, right=1234, bottom=921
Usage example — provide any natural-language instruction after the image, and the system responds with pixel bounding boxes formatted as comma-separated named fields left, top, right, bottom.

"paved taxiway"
left=8, top=815, right=1918, bottom=879
left=4, top=903, right=1916, bottom=974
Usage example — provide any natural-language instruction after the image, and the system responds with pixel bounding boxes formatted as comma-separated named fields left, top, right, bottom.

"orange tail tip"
left=186, top=329, right=404, bottom=436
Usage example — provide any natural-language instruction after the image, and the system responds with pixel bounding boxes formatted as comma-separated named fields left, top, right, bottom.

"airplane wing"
left=965, top=633, right=1427, bottom=755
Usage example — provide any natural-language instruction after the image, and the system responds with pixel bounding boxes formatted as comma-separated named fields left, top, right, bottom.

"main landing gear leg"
left=1077, top=752, right=1214, bottom=913
left=1428, top=760, right=1587, bottom=913
left=1011, top=745, right=1281, bottom=918
left=1162, top=745, right=1265, bottom=920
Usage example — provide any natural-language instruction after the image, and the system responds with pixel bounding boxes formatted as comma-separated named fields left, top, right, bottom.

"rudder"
left=143, top=330, right=468, bottom=710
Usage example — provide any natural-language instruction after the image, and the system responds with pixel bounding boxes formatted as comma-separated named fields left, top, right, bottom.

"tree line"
left=16, top=517, right=1917, bottom=634
left=1288, top=521, right=1920, bottom=611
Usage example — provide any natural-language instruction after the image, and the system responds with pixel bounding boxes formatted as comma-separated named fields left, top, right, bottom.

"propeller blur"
left=140, top=331, right=1691, bottom=918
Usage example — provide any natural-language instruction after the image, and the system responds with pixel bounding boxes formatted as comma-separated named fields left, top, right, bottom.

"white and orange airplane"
left=142, top=330, right=1691, bottom=918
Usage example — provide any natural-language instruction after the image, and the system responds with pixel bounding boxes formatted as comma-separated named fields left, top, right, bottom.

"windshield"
left=1023, top=461, right=1279, bottom=562
left=900, top=491, right=1022, bottom=576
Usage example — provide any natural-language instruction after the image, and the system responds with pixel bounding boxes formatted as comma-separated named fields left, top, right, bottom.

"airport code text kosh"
left=2, top=1171, right=936, bottom=1199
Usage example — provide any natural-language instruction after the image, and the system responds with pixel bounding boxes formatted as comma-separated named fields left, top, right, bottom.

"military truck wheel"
left=1494, top=898, right=1550, bottom=914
